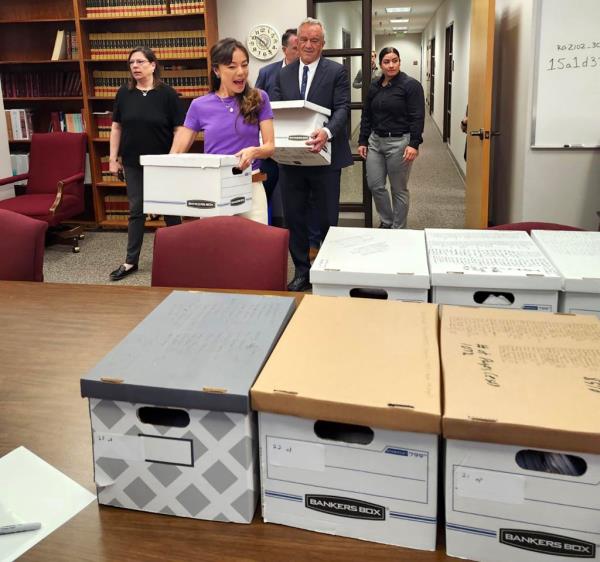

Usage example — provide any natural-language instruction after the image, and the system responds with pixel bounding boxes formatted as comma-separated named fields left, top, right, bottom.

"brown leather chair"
left=0, top=209, right=47, bottom=282
left=0, top=132, right=87, bottom=252
left=151, top=216, right=289, bottom=291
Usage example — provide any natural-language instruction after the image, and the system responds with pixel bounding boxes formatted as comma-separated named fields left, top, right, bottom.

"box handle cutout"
left=473, top=291, right=515, bottom=305
left=137, top=406, right=190, bottom=428
left=349, top=288, right=389, bottom=300
left=231, top=167, right=243, bottom=175
left=314, top=420, right=374, bottom=445
left=515, top=449, right=587, bottom=476
left=388, top=403, right=415, bottom=409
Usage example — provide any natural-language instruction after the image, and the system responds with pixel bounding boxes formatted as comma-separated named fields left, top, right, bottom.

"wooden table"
left=0, top=281, right=455, bottom=561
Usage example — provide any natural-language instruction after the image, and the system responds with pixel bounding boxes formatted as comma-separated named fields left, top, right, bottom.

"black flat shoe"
left=109, top=263, right=138, bottom=281
left=287, top=276, right=312, bottom=292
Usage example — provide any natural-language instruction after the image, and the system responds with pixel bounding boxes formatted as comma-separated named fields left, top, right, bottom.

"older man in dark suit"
left=272, top=17, right=353, bottom=292
left=255, top=28, right=298, bottom=204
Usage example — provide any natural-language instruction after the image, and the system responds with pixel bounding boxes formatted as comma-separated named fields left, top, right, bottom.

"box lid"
left=310, top=227, right=430, bottom=289
left=81, top=291, right=295, bottom=413
left=441, top=305, right=600, bottom=454
left=425, top=229, right=562, bottom=290
left=251, top=295, right=441, bottom=434
left=140, top=153, right=238, bottom=168
left=270, top=100, right=332, bottom=117
left=531, top=230, right=600, bottom=293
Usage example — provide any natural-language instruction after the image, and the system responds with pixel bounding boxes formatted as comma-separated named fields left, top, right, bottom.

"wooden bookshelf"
left=1, top=0, right=218, bottom=228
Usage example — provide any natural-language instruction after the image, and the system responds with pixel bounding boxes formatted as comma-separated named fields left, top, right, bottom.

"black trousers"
left=279, top=165, right=341, bottom=278
left=124, top=164, right=181, bottom=265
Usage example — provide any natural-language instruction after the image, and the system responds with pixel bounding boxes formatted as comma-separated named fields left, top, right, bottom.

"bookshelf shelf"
left=3, top=0, right=217, bottom=229
left=8, top=139, right=32, bottom=144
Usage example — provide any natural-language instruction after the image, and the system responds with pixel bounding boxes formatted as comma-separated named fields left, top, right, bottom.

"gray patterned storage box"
left=81, top=291, right=295, bottom=523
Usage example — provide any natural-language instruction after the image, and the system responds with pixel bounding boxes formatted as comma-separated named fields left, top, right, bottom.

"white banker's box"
left=531, top=230, right=600, bottom=318
left=425, top=228, right=561, bottom=311
left=310, top=227, right=430, bottom=301
left=441, top=306, right=600, bottom=562
left=140, top=153, right=252, bottom=217
left=270, top=100, right=331, bottom=166
left=80, top=291, right=295, bottom=523
left=252, top=296, right=441, bottom=550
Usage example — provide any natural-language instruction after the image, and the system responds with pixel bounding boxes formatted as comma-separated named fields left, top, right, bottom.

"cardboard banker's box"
left=252, top=295, right=441, bottom=550
left=140, top=153, right=252, bottom=217
left=426, top=229, right=561, bottom=311
left=270, top=100, right=331, bottom=166
left=441, top=305, right=600, bottom=561
left=532, top=230, right=600, bottom=318
left=310, top=227, right=430, bottom=301
left=81, top=291, right=295, bottom=523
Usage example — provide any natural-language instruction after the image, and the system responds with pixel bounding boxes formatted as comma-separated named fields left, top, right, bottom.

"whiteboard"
left=531, top=0, right=600, bottom=148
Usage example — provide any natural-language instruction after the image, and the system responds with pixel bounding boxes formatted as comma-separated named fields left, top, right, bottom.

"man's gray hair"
left=298, top=17, right=326, bottom=40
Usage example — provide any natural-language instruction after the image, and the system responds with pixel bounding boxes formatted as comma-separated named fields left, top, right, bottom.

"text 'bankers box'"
left=141, top=153, right=252, bottom=217
left=425, top=229, right=562, bottom=311
left=441, top=305, right=600, bottom=562
left=80, top=290, right=295, bottom=523
left=251, top=295, right=441, bottom=550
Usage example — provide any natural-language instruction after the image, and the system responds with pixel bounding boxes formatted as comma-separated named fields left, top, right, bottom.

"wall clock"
left=247, top=24, right=280, bottom=60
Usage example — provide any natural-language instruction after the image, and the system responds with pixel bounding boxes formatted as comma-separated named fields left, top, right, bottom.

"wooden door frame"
left=429, top=37, right=435, bottom=116
left=443, top=23, right=454, bottom=142
left=307, top=0, right=373, bottom=226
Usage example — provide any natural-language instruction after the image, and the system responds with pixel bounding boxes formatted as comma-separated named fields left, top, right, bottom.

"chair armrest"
left=49, top=172, right=85, bottom=214
left=0, top=173, right=29, bottom=187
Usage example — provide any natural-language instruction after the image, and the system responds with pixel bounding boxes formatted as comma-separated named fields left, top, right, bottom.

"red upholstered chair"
left=0, top=209, right=48, bottom=282
left=488, top=222, right=584, bottom=234
left=151, top=216, right=290, bottom=291
left=0, top=132, right=87, bottom=252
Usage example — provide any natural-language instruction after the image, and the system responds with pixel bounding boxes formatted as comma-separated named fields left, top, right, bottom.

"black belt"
left=374, top=131, right=408, bottom=137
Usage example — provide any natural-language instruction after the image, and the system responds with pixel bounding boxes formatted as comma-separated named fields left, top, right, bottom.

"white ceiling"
left=372, top=0, right=444, bottom=35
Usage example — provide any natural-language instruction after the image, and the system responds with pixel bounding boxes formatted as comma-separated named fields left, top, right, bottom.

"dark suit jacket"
left=255, top=59, right=283, bottom=98
left=271, top=57, right=353, bottom=170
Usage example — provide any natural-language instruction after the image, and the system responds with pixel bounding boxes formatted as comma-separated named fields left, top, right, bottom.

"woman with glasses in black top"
left=358, top=47, right=425, bottom=229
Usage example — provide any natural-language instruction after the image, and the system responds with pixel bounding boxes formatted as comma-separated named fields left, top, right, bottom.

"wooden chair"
left=0, top=132, right=87, bottom=252
left=151, top=216, right=289, bottom=291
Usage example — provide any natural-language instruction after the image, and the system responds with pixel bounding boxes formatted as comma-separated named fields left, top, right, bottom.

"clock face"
left=247, top=24, right=280, bottom=61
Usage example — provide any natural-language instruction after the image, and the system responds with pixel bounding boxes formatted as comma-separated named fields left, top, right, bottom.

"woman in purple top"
left=170, top=38, right=274, bottom=224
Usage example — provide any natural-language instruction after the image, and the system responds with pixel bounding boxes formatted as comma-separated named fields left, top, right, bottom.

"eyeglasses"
left=129, top=59, right=150, bottom=66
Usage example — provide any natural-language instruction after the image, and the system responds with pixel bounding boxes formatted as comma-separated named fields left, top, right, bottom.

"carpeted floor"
left=43, top=114, right=465, bottom=286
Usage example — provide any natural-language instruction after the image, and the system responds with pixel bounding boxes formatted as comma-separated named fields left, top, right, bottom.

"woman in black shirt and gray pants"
left=108, top=46, right=186, bottom=281
left=358, top=47, right=425, bottom=229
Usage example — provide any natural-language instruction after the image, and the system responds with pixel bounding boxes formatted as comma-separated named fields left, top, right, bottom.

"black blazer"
left=272, top=57, right=353, bottom=170
left=255, top=60, right=282, bottom=98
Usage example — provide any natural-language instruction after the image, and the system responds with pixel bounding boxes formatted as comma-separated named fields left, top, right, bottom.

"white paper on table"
left=0, top=446, right=96, bottom=562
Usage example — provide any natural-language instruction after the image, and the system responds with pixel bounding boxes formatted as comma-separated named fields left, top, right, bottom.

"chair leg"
left=50, top=225, right=84, bottom=253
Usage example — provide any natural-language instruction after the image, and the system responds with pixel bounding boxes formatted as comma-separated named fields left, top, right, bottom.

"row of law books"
left=49, top=111, right=86, bottom=133
left=51, top=30, right=79, bottom=61
left=103, top=194, right=129, bottom=220
left=100, top=156, right=120, bottom=182
left=92, top=69, right=209, bottom=97
left=0, top=71, right=82, bottom=98
left=5, top=109, right=34, bottom=141
left=89, top=30, right=206, bottom=59
left=94, top=111, right=113, bottom=138
left=85, top=0, right=204, bottom=18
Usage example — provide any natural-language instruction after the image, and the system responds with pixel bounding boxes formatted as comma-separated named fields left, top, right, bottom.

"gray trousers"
left=365, top=132, right=413, bottom=229
left=124, top=165, right=180, bottom=265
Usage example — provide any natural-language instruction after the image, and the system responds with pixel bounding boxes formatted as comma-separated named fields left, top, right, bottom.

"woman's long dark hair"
left=210, top=38, right=262, bottom=125
left=127, top=46, right=164, bottom=90
left=378, top=46, right=400, bottom=65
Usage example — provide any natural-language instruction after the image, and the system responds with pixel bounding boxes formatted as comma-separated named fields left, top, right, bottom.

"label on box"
left=454, top=467, right=525, bottom=504
left=267, top=437, right=325, bottom=471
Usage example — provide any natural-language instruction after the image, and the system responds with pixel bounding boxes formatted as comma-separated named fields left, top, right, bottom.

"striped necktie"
left=300, top=65, right=309, bottom=99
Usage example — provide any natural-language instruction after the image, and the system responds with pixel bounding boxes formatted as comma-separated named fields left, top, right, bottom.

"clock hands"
left=255, top=35, right=268, bottom=49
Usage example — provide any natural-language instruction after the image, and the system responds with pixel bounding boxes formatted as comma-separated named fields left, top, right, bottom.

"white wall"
left=375, top=33, right=422, bottom=82
left=216, top=0, right=306, bottom=86
left=492, top=0, right=600, bottom=229
left=0, top=83, right=15, bottom=200
left=421, top=0, right=471, bottom=174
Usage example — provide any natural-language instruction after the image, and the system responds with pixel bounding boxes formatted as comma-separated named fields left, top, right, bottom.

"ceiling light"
left=390, top=18, right=409, bottom=23
left=386, top=7, right=411, bottom=13
left=392, top=26, right=408, bottom=30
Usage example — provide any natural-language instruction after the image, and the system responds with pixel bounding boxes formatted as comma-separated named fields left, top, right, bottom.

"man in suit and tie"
left=255, top=28, right=298, bottom=204
left=272, top=17, right=353, bottom=292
